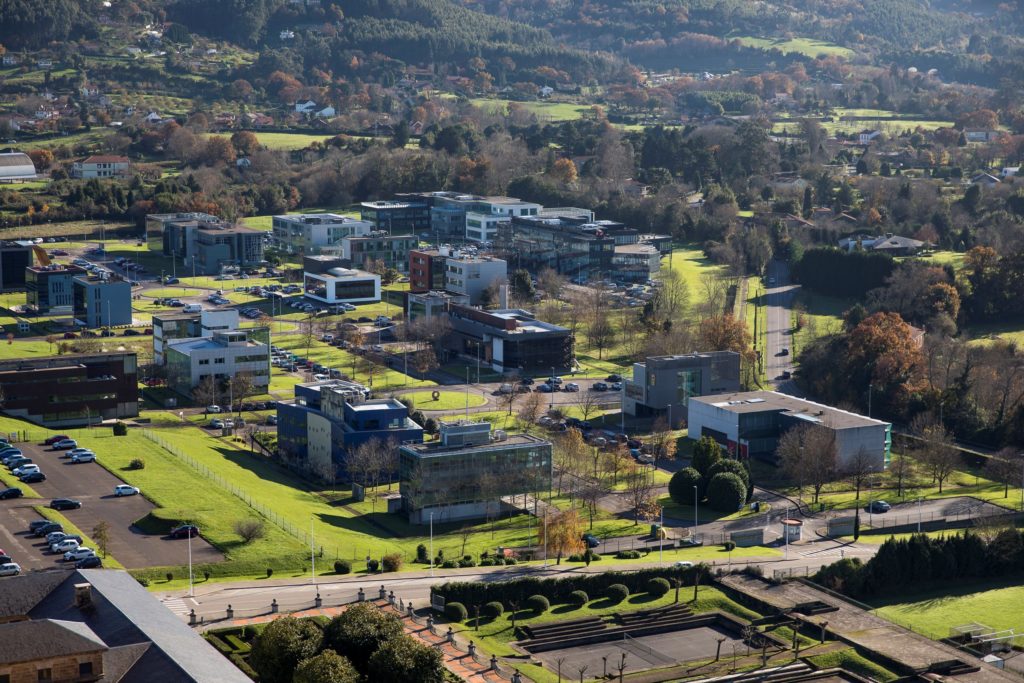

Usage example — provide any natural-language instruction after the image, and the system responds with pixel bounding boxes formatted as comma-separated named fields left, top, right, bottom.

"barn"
left=0, top=152, right=37, bottom=181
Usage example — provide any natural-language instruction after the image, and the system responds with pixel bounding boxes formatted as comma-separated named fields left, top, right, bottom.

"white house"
left=858, top=130, right=882, bottom=145
left=315, top=106, right=335, bottom=118
left=280, top=30, right=296, bottom=40
left=1001, top=167, right=1019, bottom=178
left=72, top=155, right=131, bottom=179
left=294, top=100, right=318, bottom=114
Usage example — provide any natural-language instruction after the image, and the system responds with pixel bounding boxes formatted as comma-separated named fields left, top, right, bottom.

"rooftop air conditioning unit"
left=493, top=429, right=507, bottom=441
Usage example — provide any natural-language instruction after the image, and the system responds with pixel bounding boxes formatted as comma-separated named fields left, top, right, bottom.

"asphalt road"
left=3, top=441, right=222, bottom=569
left=764, top=260, right=796, bottom=389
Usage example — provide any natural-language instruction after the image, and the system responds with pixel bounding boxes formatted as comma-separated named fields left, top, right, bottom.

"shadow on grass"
left=589, top=597, right=623, bottom=610
left=627, top=593, right=660, bottom=605
left=551, top=603, right=583, bottom=615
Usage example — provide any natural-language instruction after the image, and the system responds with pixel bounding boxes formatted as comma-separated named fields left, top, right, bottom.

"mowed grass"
left=665, top=245, right=727, bottom=305
left=399, top=390, right=488, bottom=410
left=467, top=97, right=592, bottom=121
left=732, top=35, right=855, bottom=59
left=205, top=131, right=337, bottom=150
left=792, top=289, right=848, bottom=357
left=871, top=578, right=1024, bottom=640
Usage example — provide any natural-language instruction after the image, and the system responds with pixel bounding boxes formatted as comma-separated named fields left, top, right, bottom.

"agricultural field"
left=871, top=578, right=1024, bottom=640
left=731, top=36, right=856, bottom=59
left=204, top=131, right=338, bottom=151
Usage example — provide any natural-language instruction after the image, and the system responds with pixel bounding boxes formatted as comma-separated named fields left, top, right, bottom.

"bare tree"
left=623, top=462, right=657, bottom=525
left=889, top=452, right=915, bottom=498
left=229, top=371, right=255, bottom=416
left=777, top=424, right=838, bottom=504
left=516, top=391, right=546, bottom=431
left=233, top=518, right=266, bottom=542
left=648, top=417, right=677, bottom=465
left=573, top=390, right=601, bottom=423
left=915, top=419, right=960, bottom=493
left=585, top=311, right=615, bottom=360
left=537, top=268, right=566, bottom=300
left=845, top=447, right=879, bottom=505
left=578, top=478, right=608, bottom=530
left=193, top=375, right=219, bottom=413
left=986, top=448, right=1023, bottom=498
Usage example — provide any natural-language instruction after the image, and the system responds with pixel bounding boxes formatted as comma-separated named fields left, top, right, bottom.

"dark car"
left=20, top=472, right=46, bottom=483
left=169, top=524, right=200, bottom=539
left=0, top=487, right=22, bottom=500
left=75, top=556, right=102, bottom=569
left=0, top=555, right=11, bottom=564
left=606, top=373, right=622, bottom=382
left=29, top=520, right=53, bottom=533
left=781, top=371, right=792, bottom=380
left=50, top=498, right=82, bottom=511
left=34, top=522, right=62, bottom=537
left=779, top=348, right=789, bottom=356
left=592, top=382, right=609, bottom=391
left=520, top=377, right=535, bottom=385
left=626, top=438, right=642, bottom=449
left=44, top=434, right=70, bottom=445
left=868, top=500, right=891, bottom=513
left=582, top=534, right=601, bottom=548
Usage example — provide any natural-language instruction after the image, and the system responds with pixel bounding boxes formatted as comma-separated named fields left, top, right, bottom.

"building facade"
left=165, top=329, right=270, bottom=397
left=276, top=380, right=422, bottom=481
left=406, top=291, right=470, bottom=323
left=398, top=192, right=542, bottom=241
left=409, top=248, right=449, bottom=293
left=498, top=215, right=615, bottom=281
left=623, top=351, right=741, bottom=424
left=152, top=309, right=240, bottom=365
left=0, top=152, right=37, bottom=181
left=445, top=305, right=574, bottom=375
left=687, top=390, right=892, bottom=470
left=303, top=267, right=381, bottom=304
left=72, top=155, right=130, bottom=179
left=0, top=352, right=139, bottom=427
left=444, top=254, right=507, bottom=305
left=612, top=243, right=661, bottom=282
left=0, top=241, right=33, bottom=292
left=359, top=200, right=431, bottom=235
left=271, top=213, right=373, bottom=254
left=25, top=264, right=86, bottom=313
left=72, top=275, right=132, bottom=328
left=145, top=213, right=264, bottom=275
left=339, top=232, right=417, bottom=273
left=399, top=421, right=552, bottom=524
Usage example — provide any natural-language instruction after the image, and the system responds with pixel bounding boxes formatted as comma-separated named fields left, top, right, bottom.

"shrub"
left=165, top=572, right=173, bottom=582
left=705, top=472, right=747, bottom=512
left=483, top=601, right=504, bottom=617
left=266, top=568, right=273, bottom=578
left=616, top=550, right=642, bottom=559
left=569, top=590, right=589, bottom=606
left=366, top=559, right=379, bottom=572
left=723, top=541, right=736, bottom=552
left=243, top=625, right=259, bottom=640
left=234, top=518, right=267, bottom=543
left=691, top=435, right=723, bottom=475
left=334, top=559, right=352, bottom=574
left=479, top=558, right=496, bottom=566
left=567, top=553, right=585, bottom=562
left=504, top=557, right=517, bottom=565
left=112, top=421, right=128, bottom=436
left=382, top=553, right=402, bottom=572
left=322, top=603, right=404, bottom=672
left=606, top=584, right=629, bottom=603
left=445, top=601, right=468, bottom=622
left=706, top=459, right=751, bottom=495
left=584, top=550, right=602, bottom=562
left=647, top=577, right=671, bottom=597
left=668, top=467, right=702, bottom=506
left=136, top=577, right=149, bottom=587
left=442, top=559, right=458, bottom=569
left=416, top=544, right=429, bottom=563
left=526, top=594, right=550, bottom=613
left=203, top=570, right=211, bottom=581
left=129, top=458, right=145, bottom=470
left=458, top=557, right=476, bottom=568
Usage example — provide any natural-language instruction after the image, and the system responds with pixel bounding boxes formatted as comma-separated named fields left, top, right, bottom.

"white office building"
left=303, top=267, right=381, bottom=304
left=271, top=213, right=374, bottom=254
left=445, top=254, right=507, bottom=305
left=165, top=329, right=271, bottom=397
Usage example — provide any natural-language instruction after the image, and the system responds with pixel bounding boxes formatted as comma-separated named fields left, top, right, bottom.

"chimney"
left=74, top=583, right=93, bottom=610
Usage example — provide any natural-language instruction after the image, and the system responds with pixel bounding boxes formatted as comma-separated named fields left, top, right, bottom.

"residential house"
left=1001, top=166, right=1019, bottom=178
left=837, top=233, right=925, bottom=256
left=294, top=100, right=318, bottom=114
left=970, top=172, right=1001, bottom=186
left=72, top=155, right=131, bottom=179
left=965, top=130, right=1000, bottom=143
left=858, top=130, right=882, bottom=145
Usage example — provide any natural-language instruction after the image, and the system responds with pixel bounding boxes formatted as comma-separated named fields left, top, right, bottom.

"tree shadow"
left=590, top=597, right=622, bottom=610
left=551, top=603, right=582, bottom=615
left=627, top=593, right=659, bottom=605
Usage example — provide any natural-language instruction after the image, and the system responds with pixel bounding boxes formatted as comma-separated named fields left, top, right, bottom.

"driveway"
left=8, top=442, right=223, bottom=569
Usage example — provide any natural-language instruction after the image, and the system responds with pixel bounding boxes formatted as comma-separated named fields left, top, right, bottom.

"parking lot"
left=2, top=441, right=223, bottom=570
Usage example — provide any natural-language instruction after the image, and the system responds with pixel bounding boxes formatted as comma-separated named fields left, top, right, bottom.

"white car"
left=68, top=448, right=92, bottom=457
left=46, top=531, right=70, bottom=544
left=51, top=538, right=80, bottom=553
left=209, top=419, right=224, bottom=429
left=0, top=562, right=21, bottom=577
left=674, top=561, right=694, bottom=568
left=63, top=547, right=95, bottom=562
left=114, top=485, right=140, bottom=497
left=207, top=405, right=222, bottom=413
left=71, top=452, right=96, bottom=463
left=53, top=439, right=77, bottom=450
left=12, top=464, right=39, bottom=477
left=564, top=382, right=580, bottom=392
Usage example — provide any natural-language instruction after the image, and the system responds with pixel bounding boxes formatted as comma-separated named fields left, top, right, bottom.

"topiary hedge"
left=706, top=472, right=747, bottom=512
left=445, top=602, right=468, bottom=622
left=334, top=559, right=351, bottom=574
left=526, top=594, right=550, bottom=613
left=647, top=577, right=671, bottom=597
left=569, top=590, right=589, bottom=606
left=483, top=601, right=504, bottom=618
left=669, top=467, right=703, bottom=506
left=605, top=584, right=629, bottom=604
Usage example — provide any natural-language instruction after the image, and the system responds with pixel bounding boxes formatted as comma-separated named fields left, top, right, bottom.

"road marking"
left=161, top=597, right=191, bottom=615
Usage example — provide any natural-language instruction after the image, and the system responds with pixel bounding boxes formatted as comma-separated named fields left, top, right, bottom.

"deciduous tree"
left=539, top=508, right=584, bottom=563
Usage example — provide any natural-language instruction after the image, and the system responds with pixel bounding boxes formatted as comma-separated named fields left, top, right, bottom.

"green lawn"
left=732, top=36, right=855, bottom=59
left=792, top=290, right=848, bottom=358
left=398, top=390, right=488, bottom=411
left=805, top=650, right=897, bottom=682
left=205, top=131, right=338, bottom=151
left=871, top=578, right=1024, bottom=640
left=665, top=245, right=727, bottom=305
left=465, top=97, right=593, bottom=122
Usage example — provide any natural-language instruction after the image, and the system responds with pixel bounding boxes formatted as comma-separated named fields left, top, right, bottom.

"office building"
left=338, top=232, right=417, bottom=273
left=445, top=305, right=573, bottom=375
left=165, top=329, right=270, bottom=397
left=0, top=240, right=33, bottom=292
left=612, top=243, right=661, bottom=282
left=0, top=569, right=250, bottom=682
left=498, top=215, right=615, bottom=281
left=623, top=351, right=741, bottom=425
left=303, top=262, right=380, bottom=304
left=72, top=274, right=132, bottom=328
left=409, top=247, right=450, bottom=293
left=152, top=309, right=240, bottom=365
left=399, top=421, right=552, bottom=524
left=0, top=352, right=138, bottom=427
left=277, top=380, right=422, bottom=481
left=445, top=254, right=507, bottom=305
left=25, top=264, right=86, bottom=314
left=359, top=200, right=431, bottom=235
left=144, top=213, right=264, bottom=275
left=399, top=192, right=542, bottom=241
left=687, top=390, right=892, bottom=469
left=271, top=213, right=373, bottom=254
left=407, top=290, right=469, bottom=323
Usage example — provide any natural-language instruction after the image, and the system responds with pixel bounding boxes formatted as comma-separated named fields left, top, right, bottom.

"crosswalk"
left=161, top=597, right=191, bottom=617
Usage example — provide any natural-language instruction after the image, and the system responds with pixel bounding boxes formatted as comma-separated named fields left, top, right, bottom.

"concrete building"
left=446, top=305, right=573, bottom=375
left=152, top=309, right=239, bottom=365
left=687, top=390, right=892, bottom=470
left=271, top=213, right=373, bottom=254
left=165, top=329, right=270, bottom=397
left=72, top=155, right=130, bottom=179
left=445, top=254, right=507, bottom=305
left=612, top=243, right=661, bottom=282
left=0, top=569, right=250, bottom=682
left=276, top=380, right=422, bottom=481
left=145, top=213, right=264, bottom=275
left=0, top=241, right=33, bottom=291
left=0, top=152, right=37, bottom=181
left=399, top=192, right=542, bottom=241
left=407, top=290, right=469, bottom=323
left=72, top=274, right=132, bottom=328
left=303, top=265, right=380, bottom=304
left=0, top=352, right=138, bottom=427
left=25, top=264, right=86, bottom=314
left=338, top=232, right=417, bottom=273
left=399, top=421, right=552, bottom=524
left=409, top=247, right=449, bottom=293
left=359, top=200, right=431, bottom=235
left=623, top=351, right=741, bottom=425
left=498, top=215, right=615, bottom=281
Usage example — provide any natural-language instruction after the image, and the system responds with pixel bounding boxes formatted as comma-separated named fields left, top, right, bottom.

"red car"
left=44, top=435, right=70, bottom=446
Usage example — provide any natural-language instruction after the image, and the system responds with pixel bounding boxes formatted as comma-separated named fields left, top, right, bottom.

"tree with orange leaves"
left=846, top=312, right=924, bottom=418
left=538, top=508, right=584, bottom=564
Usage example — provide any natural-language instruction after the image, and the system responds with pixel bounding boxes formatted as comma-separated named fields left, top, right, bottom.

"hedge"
left=334, top=559, right=351, bottom=574
left=483, top=601, right=504, bottom=617
left=526, top=595, right=550, bottom=613
left=569, top=590, right=589, bottom=606
left=605, top=584, right=629, bottom=603
left=432, top=567, right=698, bottom=606
left=647, top=577, right=671, bottom=597
left=445, top=602, right=468, bottom=622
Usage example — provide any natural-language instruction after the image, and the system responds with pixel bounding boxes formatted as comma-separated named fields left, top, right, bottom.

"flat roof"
left=614, top=243, right=660, bottom=254
left=348, top=398, right=406, bottom=411
left=691, top=390, right=889, bottom=429
left=402, top=432, right=548, bottom=455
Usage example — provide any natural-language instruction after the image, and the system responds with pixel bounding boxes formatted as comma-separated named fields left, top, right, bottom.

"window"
left=79, top=662, right=94, bottom=676
left=214, top=358, right=225, bottom=364
left=198, top=359, right=210, bottom=365
left=37, top=669, right=52, bottom=682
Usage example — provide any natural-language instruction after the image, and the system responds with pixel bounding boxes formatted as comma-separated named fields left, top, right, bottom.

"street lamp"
left=429, top=512, right=434, bottom=577
left=693, top=485, right=699, bottom=543
left=916, top=497, right=923, bottom=533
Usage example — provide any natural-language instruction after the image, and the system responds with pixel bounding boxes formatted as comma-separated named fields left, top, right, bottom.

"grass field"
left=665, top=245, right=727, bottom=305
left=204, top=131, right=337, bottom=151
left=732, top=36, right=855, bottom=59
left=871, top=578, right=1024, bottom=640
left=464, top=97, right=593, bottom=122
left=791, top=290, right=848, bottom=357
left=398, top=390, right=488, bottom=410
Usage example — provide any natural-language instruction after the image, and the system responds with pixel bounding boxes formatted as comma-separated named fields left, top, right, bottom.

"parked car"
left=610, top=382, right=623, bottom=391
left=868, top=500, right=891, bottom=513
left=209, top=419, right=224, bottom=429
left=0, top=562, right=21, bottom=577
left=12, top=464, right=40, bottom=477
left=582, top=534, right=601, bottom=548
left=76, top=556, right=102, bottom=569
left=564, top=382, right=580, bottom=392
left=606, top=374, right=622, bottom=382
left=51, top=539, right=80, bottom=554
left=52, top=439, right=77, bottom=450
left=207, top=405, right=222, bottom=413
left=46, top=531, right=73, bottom=544
left=674, top=561, right=695, bottom=568
left=50, top=498, right=82, bottom=511
left=20, top=471, right=45, bottom=483
left=592, top=382, right=609, bottom=391
left=71, top=452, right=96, bottom=463
left=44, top=435, right=70, bottom=445
left=0, top=487, right=22, bottom=500
left=64, top=547, right=96, bottom=562
left=779, top=348, right=789, bottom=356
left=6, top=456, right=30, bottom=469
left=266, top=415, right=278, bottom=426
left=536, top=383, right=553, bottom=393
left=29, top=520, right=54, bottom=533
left=170, top=524, right=200, bottom=539
left=114, top=485, right=140, bottom=497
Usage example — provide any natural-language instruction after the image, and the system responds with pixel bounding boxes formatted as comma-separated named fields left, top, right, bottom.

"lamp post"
left=187, top=525, right=193, bottom=598
left=693, top=485, right=699, bottom=543
left=429, top=512, right=434, bottom=577
left=659, top=505, right=664, bottom=562
left=917, top=497, right=923, bottom=533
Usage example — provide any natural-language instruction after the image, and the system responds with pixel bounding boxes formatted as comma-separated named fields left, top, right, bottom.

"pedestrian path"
left=160, top=597, right=191, bottom=617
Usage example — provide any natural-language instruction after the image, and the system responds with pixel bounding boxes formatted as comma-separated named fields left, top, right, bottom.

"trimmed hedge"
left=433, top=567, right=697, bottom=606
left=616, top=550, right=642, bottom=559
left=647, top=577, right=671, bottom=597
left=382, top=554, right=402, bottom=572
left=334, top=559, right=351, bottom=574
left=526, top=595, right=550, bottom=613
left=483, top=601, right=504, bottom=618
left=569, top=590, right=589, bottom=606
left=606, top=584, right=629, bottom=603
left=445, top=602, right=468, bottom=622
